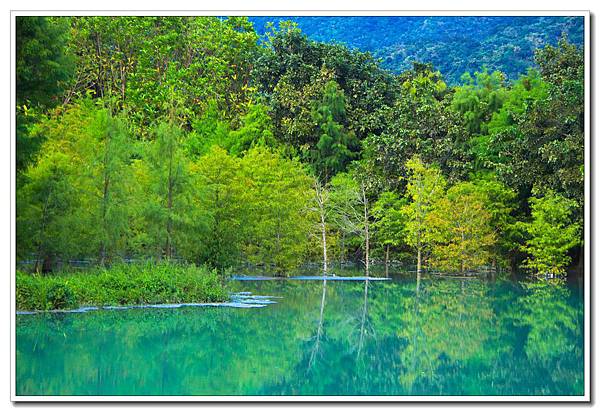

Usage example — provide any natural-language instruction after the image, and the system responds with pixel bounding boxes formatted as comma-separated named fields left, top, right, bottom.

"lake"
left=15, top=271, right=584, bottom=397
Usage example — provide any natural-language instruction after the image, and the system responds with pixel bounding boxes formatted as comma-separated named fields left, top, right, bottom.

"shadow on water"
left=16, top=267, right=584, bottom=396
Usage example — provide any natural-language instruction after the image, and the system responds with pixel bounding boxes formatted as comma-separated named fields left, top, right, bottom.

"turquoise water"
left=16, top=273, right=584, bottom=396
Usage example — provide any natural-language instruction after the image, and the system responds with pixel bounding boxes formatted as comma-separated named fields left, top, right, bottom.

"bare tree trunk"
left=314, top=180, right=328, bottom=274
left=361, top=183, right=370, bottom=278
left=321, top=215, right=328, bottom=274
left=417, top=247, right=422, bottom=274
left=340, top=232, right=346, bottom=268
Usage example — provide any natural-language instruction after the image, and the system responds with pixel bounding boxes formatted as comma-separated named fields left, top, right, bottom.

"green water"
left=16, top=273, right=584, bottom=396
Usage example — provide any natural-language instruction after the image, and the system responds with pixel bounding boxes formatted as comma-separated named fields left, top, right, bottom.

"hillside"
left=248, top=16, right=584, bottom=83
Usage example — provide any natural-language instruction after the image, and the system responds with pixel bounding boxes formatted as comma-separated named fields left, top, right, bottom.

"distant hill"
left=248, top=16, right=584, bottom=84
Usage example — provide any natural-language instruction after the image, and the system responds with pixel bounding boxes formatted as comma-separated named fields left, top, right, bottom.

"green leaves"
left=518, top=191, right=581, bottom=276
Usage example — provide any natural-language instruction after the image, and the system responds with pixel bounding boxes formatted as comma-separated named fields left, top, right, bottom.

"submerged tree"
left=240, top=147, right=313, bottom=271
left=518, top=191, right=581, bottom=276
left=372, top=191, right=407, bottom=276
left=402, top=156, right=446, bottom=273
left=427, top=182, right=496, bottom=273
left=329, top=172, right=371, bottom=275
left=191, top=146, right=248, bottom=269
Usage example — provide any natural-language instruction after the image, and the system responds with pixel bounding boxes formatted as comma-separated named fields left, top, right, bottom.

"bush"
left=15, top=262, right=228, bottom=311
left=46, top=281, right=76, bottom=309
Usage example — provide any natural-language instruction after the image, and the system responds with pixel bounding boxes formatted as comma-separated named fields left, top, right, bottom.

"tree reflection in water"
left=17, top=274, right=583, bottom=396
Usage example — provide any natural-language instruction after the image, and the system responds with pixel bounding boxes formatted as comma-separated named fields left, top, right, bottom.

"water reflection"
left=16, top=275, right=584, bottom=396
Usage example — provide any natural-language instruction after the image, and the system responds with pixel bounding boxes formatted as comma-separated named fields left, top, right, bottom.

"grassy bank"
left=16, top=262, right=228, bottom=311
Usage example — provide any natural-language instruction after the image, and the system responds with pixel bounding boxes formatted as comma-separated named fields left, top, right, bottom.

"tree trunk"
left=321, top=215, right=328, bottom=274
left=362, top=183, right=370, bottom=278
left=166, top=174, right=173, bottom=260
left=417, top=247, right=422, bottom=274
left=385, top=244, right=390, bottom=278
left=100, top=171, right=110, bottom=266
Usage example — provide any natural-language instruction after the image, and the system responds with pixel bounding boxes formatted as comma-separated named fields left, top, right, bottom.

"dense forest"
left=249, top=16, right=584, bottom=83
left=16, top=16, right=584, bottom=277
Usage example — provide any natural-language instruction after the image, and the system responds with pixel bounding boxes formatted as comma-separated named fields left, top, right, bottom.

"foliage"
left=250, top=16, right=584, bottom=84
left=16, top=262, right=226, bottom=310
left=16, top=17, right=75, bottom=172
left=402, top=156, right=446, bottom=270
left=427, top=182, right=496, bottom=272
left=15, top=16, right=584, bottom=278
left=372, top=191, right=407, bottom=256
left=518, top=191, right=581, bottom=275
left=311, top=81, right=358, bottom=180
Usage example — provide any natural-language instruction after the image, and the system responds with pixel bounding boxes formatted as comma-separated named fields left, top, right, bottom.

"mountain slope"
left=248, top=16, right=584, bottom=84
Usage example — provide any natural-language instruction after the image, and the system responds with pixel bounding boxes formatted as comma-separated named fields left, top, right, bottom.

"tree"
left=329, top=172, right=371, bottom=275
left=311, top=81, right=358, bottom=180
left=16, top=101, right=99, bottom=271
left=228, top=103, right=277, bottom=155
left=471, top=173, right=518, bottom=270
left=518, top=191, right=581, bottom=276
left=452, top=68, right=508, bottom=136
left=402, top=156, right=446, bottom=273
left=311, top=178, right=331, bottom=273
left=492, top=38, right=583, bottom=207
left=143, top=120, right=191, bottom=260
left=67, top=16, right=260, bottom=136
left=17, top=151, right=79, bottom=273
left=240, top=147, right=313, bottom=271
left=363, top=64, right=469, bottom=188
left=372, top=191, right=407, bottom=276
left=185, top=100, right=231, bottom=157
left=427, top=182, right=496, bottom=273
left=253, top=21, right=397, bottom=152
left=190, top=146, right=248, bottom=269
left=85, top=109, right=133, bottom=265
left=16, top=16, right=74, bottom=108
left=16, top=16, right=75, bottom=172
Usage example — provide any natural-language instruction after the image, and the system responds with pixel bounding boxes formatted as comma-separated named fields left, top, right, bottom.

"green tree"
left=518, top=191, right=581, bottom=276
left=228, top=103, right=277, bottom=155
left=143, top=120, right=192, bottom=260
left=85, top=109, right=133, bottom=265
left=372, top=191, right=407, bottom=276
left=363, top=63, right=469, bottom=187
left=311, top=81, right=358, bottom=180
left=427, top=182, right=496, bottom=273
left=16, top=16, right=75, bottom=172
left=240, top=147, right=313, bottom=271
left=402, top=156, right=446, bottom=273
left=17, top=151, right=79, bottom=273
left=190, top=146, right=248, bottom=269
left=452, top=68, right=508, bottom=135
left=186, top=100, right=231, bottom=157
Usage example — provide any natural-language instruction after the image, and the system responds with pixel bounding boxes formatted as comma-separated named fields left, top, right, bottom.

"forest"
left=249, top=16, right=584, bottom=83
left=16, top=16, right=584, bottom=280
